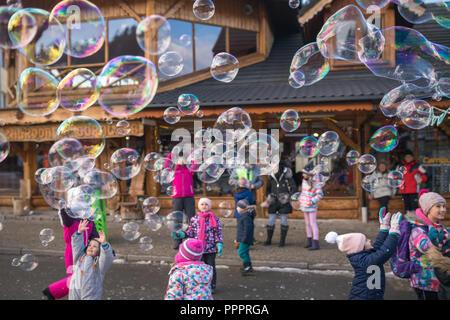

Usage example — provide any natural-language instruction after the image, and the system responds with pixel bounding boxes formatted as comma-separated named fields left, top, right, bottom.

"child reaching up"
left=69, top=220, right=114, bottom=300
left=325, top=208, right=402, bottom=300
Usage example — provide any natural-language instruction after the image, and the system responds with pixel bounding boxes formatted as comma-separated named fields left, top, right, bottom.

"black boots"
left=279, top=225, right=289, bottom=247
left=263, top=225, right=275, bottom=246
left=241, top=262, right=254, bottom=275
left=308, top=239, right=320, bottom=251
left=42, top=287, right=55, bottom=300
left=173, top=238, right=182, bottom=250
left=304, top=237, right=312, bottom=248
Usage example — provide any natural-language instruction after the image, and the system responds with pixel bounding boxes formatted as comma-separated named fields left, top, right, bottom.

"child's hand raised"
left=94, top=231, right=107, bottom=245
left=379, top=207, right=392, bottom=232
left=78, top=220, right=89, bottom=234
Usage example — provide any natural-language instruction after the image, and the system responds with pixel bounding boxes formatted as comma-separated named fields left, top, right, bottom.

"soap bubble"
left=241, top=132, right=280, bottom=175
left=116, top=120, right=131, bottom=136
left=210, top=52, right=239, bottom=83
left=396, top=0, right=433, bottom=24
left=67, top=184, right=96, bottom=219
left=379, top=83, right=418, bottom=118
left=437, top=77, right=450, bottom=98
left=139, top=236, right=153, bottom=251
left=197, top=110, right=204, bottom=118
left=2, top=7, right=36, bottom=49
left=362, top=174, right=379, bottom=192
left=397, top=99, right=432, bottom=130
left=346, top=150, right=360, bottom=166
left=11, top=8, right=65, bottom=65
left=110, top=148, right=141, bottom=180
left=358, top=154, right=377, bottom=174
left=156, top=167, right=175, bottom=185
left=197, top=156, right=225, bottom=183
left=82, top=169, right=118, bottom=199
left=297, top=136, right=319, bottom=158
left=194, top=129, right=213, bottom=148
left=39, top=228, right=55, bottom=246
left=290, top=192, right=302, bottom=210
left=164, top=211, right=188, bottom=232
left=164, top=107, right=181, bottom=124
left=153, top=157, right=174, bottom=172
left=186, top=148, right=205, bottom=172
left=356, top=0, right=391, bottom=9
left=17, top=68, right=59, bottom=117
left=166, top=185, right=173, bottom=196
left=280, top=109, right=300, bottom=132
left=193, top=0, right=215, bottom=20
left=57, top=68, right=98, bottom=112
left=39, top=183, right=68, bottom=210
left=317, top=131, right=340, bottom=156
left=431, top=1, right=449, bottom=29
left=142, top=197, right=160, bottom=215
left=11, top=257, right=20, bottom=267
left=179, top=34, right=192, bottom=46
left=177, top=94, right=200, bottom=115
left=388, top=170, right=404, bottom=188
left=136, top=15, right=171, bottom=55
left=289, top=0, right=300, bottom=9
left=96, top=55, right=158, bottom=117
left=369, top=126, right=399, bottom=152
left=45, top=166, right=76, bottom=192
left=213, top=107, right=252, bottom=143
left=50, top=0, right=106, bottom=58
left=122, top=222, right=141, bottom=241
left=48, top=138, right=85, bottom=168
left=19, top=254, right=38, bottom=271
left=218, top=201, right=233, bottom=217
left=56, top=116, right=105, bottom=158
left=143, top=152, right=162, bottom=171
left=144, top=213, right=163, bottom=231
left=158, top=51, right=184, bottom=76
left=290, top=42, right=330, bottom=86
left=74, top=156, right=96, bottom=178
left=289, top=70, right=306, bottom=88
left=0, top=132, right=10, bottom=163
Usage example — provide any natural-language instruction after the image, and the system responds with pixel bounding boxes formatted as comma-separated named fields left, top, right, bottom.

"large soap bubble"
left=143, top=152, right=162, bottom=171
left=213, top=107, right=252, bottom=143
left=43, top=166, right=76, bottom=192
left=136, top=15, right=171, bottom=55
left=50, top=0, right=106, bottom=58
left=369, top=125, right=399, bottom=152
left=2, top=6, right=36, bottom=49
left=297, top=136, right=319, bottom=158
left=82, top=169, right=118, bottom=199
left=193, top=0, right=215, bottom=20
left=96, top=55, right=158, bottom=117
left=109, top=148, right=141, bottom=180
left=397, top=99, right=432, bottom=130
left=317, top=131, right=340, bottom=156
left=142, top=197, right=160, bottom=215
left=17, top=68, right=59, bottom=117
left=290, top=42, right=330, bottom=86
left=362, top=174, right=379, bottom=192
left=163, top=106, right=181, bottom=124
left=357, top=154, right=377, bottom=174
left=280, top=109, right=301, bottom=132
left=177, top=94, right=200, bottom=115
left=58, top=68, right=98, bottom=111
left=158, top=51, right=184, bottom=76
left=210, top=52, right=239, bottom=83
left=48, top=138, right=85, bottom=168
left=66, top=184, right=96, bottom=219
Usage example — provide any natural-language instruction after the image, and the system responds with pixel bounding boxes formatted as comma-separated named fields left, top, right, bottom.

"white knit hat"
left=198, top=198, right=212, bottom=210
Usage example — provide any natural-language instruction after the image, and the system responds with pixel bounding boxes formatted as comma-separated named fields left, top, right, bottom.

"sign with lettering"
left=0, top=120, right=144, bottom=142
left=422, top=157, right=450, bottom=164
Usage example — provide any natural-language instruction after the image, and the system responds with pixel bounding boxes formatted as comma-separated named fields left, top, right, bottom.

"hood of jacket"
left=405, top=209, right=432, bottom=226
left=426, top=246, right=450, bottom=273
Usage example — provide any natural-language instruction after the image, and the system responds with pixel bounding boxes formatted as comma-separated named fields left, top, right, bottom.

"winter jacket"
left=68, top=232, right=114, bottom=300
left=371, top=170, right=394, bottom=199
left=347, top=231, right=399, bottom=300
left=166, top=153, right=195, bottom=198
left=406, top=209, right=441, bottom=292
left=299, top=179, right=324, bottom=213
left=165, top=262, right=214, bottom=300
left=185, top=213, right=223, bottom=254
left=426, top=247, right=450, bottom=300
left=233, top=188, right=254, bottom=218
left=398, top=160, right=427, bottom=194
left=266, top=167, right=297, bottom=215
left=234, top=166, right=263, bottom=190
left=236, top=205, right=256, bottom=245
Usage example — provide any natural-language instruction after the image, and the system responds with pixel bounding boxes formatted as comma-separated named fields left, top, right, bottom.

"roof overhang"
left=298, top=0, right=333, bottom=25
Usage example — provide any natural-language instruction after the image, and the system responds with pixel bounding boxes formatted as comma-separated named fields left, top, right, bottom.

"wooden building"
left=0, top=0, right=448, bottom=219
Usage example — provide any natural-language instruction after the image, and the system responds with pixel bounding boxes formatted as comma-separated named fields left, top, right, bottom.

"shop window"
left=0, top=155, right=23, bottom=193
left=194, top=23, right=225, bottom=71
left=108, top=18, right=144, bottom=60
left=229, top=28, right=257, bottom=57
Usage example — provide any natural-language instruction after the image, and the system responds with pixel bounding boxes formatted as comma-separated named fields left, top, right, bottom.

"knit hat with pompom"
left=325, top=231, right=367, bottom=255
left=418, top=189, right=446, bottom=214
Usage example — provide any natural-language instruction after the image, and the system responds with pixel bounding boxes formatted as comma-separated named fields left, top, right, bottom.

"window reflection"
left=229, top=28, right=257, bottom=57
left=108, top=18, right=144, bottom=60
left=195, top=23, right=225, bottom=71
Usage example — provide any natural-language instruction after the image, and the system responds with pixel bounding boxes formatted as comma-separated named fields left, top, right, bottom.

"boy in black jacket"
left=236, top=199, right=256, bottom=275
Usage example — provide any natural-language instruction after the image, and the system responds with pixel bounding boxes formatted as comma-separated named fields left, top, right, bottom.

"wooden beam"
left=163, top=0, right=186, bottom=19
left=322, top=118, right=360, bottom=152
left=118, top=0, right=142, bottom=22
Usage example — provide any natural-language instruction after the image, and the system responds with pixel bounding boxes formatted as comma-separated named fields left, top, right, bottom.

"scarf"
left=197, top=211, right=217, bottom=247
left=416, top=208, right=450, bottom=254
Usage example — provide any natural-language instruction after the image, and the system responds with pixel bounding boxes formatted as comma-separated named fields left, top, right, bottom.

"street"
left=0, top=254, right=415, bottom=300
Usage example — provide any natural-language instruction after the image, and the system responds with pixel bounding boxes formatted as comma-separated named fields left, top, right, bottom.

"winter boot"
left=42, top=287, right=55, bottom=300
left=279, top=225, right=289, bottom=247
left=241, top=262, right=254, bottom=275
left=263, top=225, right=275, bottom=246
left=173, top=238, right=182, bottom=250
left=308, top=239, right=320, bottom=251
left=304, top=237, right=312, bottom=248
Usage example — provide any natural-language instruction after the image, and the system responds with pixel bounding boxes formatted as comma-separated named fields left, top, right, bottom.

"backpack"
left=389, top=218, right=426, bottom=278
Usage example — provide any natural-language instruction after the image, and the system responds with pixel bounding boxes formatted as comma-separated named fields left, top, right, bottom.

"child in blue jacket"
left=232, top=177, right=254, bottom=218
left=325, top=208, right=402, bottom=300
left=236, top=199, right=256, bottom=275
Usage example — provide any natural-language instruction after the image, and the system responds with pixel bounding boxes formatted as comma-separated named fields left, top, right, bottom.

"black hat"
left=302, top=159, right=315, bottom=175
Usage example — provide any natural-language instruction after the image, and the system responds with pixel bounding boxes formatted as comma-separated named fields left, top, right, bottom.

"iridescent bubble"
left=397, top=99, right=432, bottom=130
left=210, top=52, right=239, bottom=83
left=241, top=132, right=280, bottom=176
left=17, top=68, right=59, bottom=117
left=431, top=1, right=450, bottom=29
left=11, top=8, right=65, bottom=65
left=388, top=170, right=404, bottom=188
left=67, top=184, right=96, bottom=219
left=154, top=157, right=174, bottom=172
left=82, top=169, right=118, bottom=199
left=48, top=138, right=85, bottom=168
left=58, top=68, right=98, bottom=111
left=96, top=55, right=158, bottom=117
left=297, top=136, right=319, bottom=158
left=362, top=174, right=379, bottom=192
left=0, top=132, right=10, bottom=163
left=3, top=7, right=36, bottom=49
left=177, top=94, right=200, bottom=115
left=164, top=106, right=181, bottom=124
left=370, top=125, right=399, bottom=153
left=317, top=131, right=340, bottom=156
left=116, top=120, right=131, bottom=136
left=157, top=168, right=176, bottom=185
left=74, top=156, right=96, bottom=177
left=142, top=197, right=160, bottom=215
left=143, top=152, right=162, bottom=171
left=197, top=110, right=204, bottom=118
left=136, top=15, right=171, bottom=55
left=56, top=116, right=105, bottom=158
left=395, top=0, right=433, bottom=24
left=358, top=154, right=377, bottom=174
left=45, top=166, right=76, bottom=192
left=218, top=201, right=233, bottom=217
left=166, top=185, right=173, bottom=196
left=346, top=150, right=360, bottom=166
left=139, top=236, right=153, bottom=251
left=19, top=254, right=38, bottom=271
left=194, top=129, right=213, bottom=148
left=193, top=0, right=215, bottom=20
left=145, top=213, right=163, bottom=231
left=379, top=83, right=418, bottom=117
left=356, top=0, right=391, bottom=10
left=158, top=51, right=184, bottom=77
left=179, top=34, right=192, bottom=46
left=122, top=222, right=141, bottom=241
left=290, top=42, right=330, bottom=86
left=197, top=156, right=225, bottom=183
left=110, top=148, right=141, bottom=180
left=50, top=0, right=106, bottom=58
left=39, top=228, right=55, bottom=245
left=438, top=77, right=450, bottom=98
left=289, top=0, right=300, bottom=9
left=39, top=183, right=67, bottom=210
left=280, top=109, right=300, bottom=132
left=11, top=257, right=20, bottom=267
left=213, top=107, right=252, bottom=143
left=164, top=211, right=189, bottom=232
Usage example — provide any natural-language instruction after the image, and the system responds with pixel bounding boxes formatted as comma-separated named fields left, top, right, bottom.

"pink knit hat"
left=419, top=189, right=446, bottom=214
left=325, top=232, right=367, bottom=255
left=176, top=238, right=204, bottom=263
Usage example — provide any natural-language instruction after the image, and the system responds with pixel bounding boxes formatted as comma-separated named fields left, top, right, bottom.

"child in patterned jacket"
left=171, top=198, right=223, bottom=293
left=165, top=238, right=214, bottom=300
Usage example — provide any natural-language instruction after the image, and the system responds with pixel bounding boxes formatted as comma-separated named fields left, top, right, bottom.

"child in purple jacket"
left=171, top=198, right=223, bottom=293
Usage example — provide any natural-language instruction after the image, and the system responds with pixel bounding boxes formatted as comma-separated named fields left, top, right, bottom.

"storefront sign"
left=1, top=120, right=144, bottom=142
left=422, top=157, right=450, bottom=164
